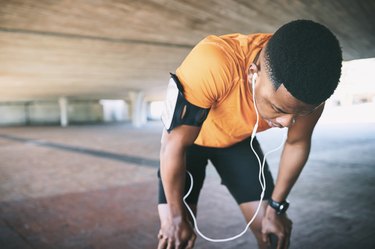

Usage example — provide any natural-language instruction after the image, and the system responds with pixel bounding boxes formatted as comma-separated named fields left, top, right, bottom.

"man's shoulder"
left=216, top=33, right=273, bottom=45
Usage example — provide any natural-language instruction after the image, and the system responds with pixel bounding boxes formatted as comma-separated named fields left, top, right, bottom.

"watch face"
left=279, top=202, right=289, bottom=214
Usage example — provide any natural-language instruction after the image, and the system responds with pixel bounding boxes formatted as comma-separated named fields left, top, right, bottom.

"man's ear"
left=248, top=63, right=259, bottom=85
left=248, top=63, right=259, bottom=78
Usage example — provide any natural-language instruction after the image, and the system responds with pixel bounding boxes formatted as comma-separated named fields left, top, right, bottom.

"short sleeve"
left=175, top=37, right=236, bottom=108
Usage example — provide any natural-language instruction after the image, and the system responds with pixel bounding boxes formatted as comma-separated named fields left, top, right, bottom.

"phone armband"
left=161, top=73, right=210, bottom=132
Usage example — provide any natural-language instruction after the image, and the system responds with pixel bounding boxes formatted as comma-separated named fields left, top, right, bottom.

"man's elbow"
left=285, top=136, right=311, bottom=150
left=160, top=136, right=186, bottom=162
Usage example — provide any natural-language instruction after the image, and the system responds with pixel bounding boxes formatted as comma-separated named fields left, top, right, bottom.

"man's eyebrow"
left=272, top=104, right=290, bottom=114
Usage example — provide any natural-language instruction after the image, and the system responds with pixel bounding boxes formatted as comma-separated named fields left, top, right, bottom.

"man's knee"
left=239, top=201, right=268, bottom=246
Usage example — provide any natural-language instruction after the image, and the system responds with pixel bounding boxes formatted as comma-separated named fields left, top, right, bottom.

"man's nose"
left=275, top=114, right=296, bottom=128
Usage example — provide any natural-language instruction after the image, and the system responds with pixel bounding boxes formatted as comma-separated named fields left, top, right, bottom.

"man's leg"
left=239, top=201, right=277, bottom=249
left=210, top=137, right=277, bottom=249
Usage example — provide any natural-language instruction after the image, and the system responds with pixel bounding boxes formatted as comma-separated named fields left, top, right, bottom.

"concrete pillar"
left=59, top=97, right=69, bottom=127
left=128, top=91, right=147, bottom=127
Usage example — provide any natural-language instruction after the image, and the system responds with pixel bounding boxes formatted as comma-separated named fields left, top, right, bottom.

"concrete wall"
left=27, top=101, right=60, bottom=124
left=0, top=103, right=27, bottom=125
left=68, top=100, right=104, bottom=123
left=0, top=100, right=104, bottom=126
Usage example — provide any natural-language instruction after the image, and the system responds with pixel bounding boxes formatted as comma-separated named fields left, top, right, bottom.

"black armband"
left=161, top=73, right=210, bottom=132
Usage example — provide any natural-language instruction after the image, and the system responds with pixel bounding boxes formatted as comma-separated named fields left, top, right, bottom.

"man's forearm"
left=160, top=141, right=187, bottom=219
left=271, top=140, right=311, bottom=202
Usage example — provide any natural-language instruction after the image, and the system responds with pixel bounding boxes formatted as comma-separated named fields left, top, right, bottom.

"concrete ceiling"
left=0, top=0, right=374, bottom=102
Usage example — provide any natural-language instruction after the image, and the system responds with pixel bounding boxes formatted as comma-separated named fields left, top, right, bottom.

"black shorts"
left=158, top=137, right=275, bottom=205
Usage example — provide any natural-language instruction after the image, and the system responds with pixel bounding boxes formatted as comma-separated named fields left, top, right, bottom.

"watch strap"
left=268, top=198, right=289, bottom=215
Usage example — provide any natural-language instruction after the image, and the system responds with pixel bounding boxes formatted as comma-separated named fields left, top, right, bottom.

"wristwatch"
left=268, top=198, right=289, bottom=215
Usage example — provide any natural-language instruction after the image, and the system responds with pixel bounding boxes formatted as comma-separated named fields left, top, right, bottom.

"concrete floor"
left=0, top=121, right=374, bottom=249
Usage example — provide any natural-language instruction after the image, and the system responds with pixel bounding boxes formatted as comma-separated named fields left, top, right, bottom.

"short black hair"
left=264, top=20, right=342, bottom=105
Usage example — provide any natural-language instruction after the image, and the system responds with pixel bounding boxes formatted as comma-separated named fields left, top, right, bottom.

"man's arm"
left=262, top=104, right=325, bottom=249
left=158, top=125, right=200, bottom=249
left=273, top=104, right=324, bottom=202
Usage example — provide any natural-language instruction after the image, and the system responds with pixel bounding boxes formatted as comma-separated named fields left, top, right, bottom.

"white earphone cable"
left=183, top=73, right=286, bottom=242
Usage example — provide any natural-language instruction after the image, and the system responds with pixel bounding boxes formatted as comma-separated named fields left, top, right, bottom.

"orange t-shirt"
left=176, top=33, right=272, bottom=148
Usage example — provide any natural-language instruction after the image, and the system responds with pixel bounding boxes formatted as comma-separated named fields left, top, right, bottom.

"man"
left=157, top=20, right=342, bottom=249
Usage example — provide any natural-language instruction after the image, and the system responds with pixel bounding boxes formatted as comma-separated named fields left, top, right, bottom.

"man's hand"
left=157, top=216, right=196, bottom=249
left=261, top=206, right=293, bottom=249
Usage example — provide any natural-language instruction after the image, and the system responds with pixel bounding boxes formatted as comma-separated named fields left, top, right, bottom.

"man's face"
left=249, top=49, right=320, bottom=128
